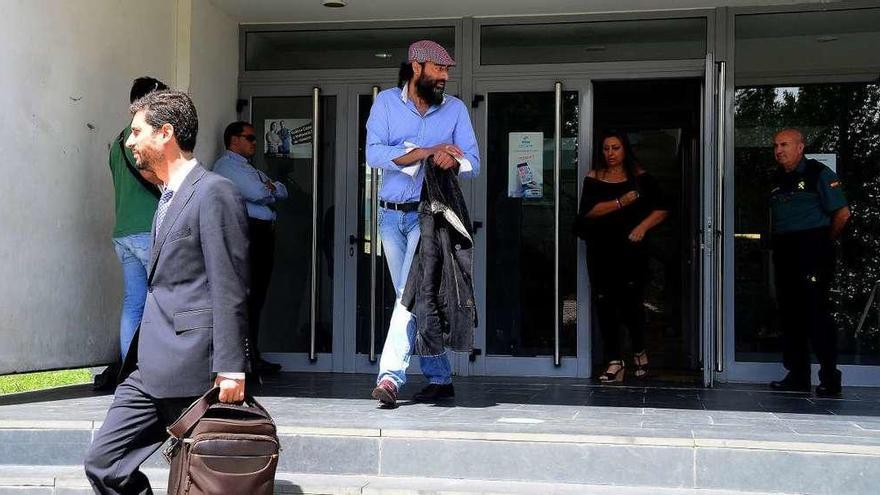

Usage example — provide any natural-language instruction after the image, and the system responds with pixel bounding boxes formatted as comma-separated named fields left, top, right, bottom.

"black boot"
left=413, top=383, right=455, bottom=402
left=816, top=369, right=842, bottom=398
left=769, top=373, right=811, bottom=393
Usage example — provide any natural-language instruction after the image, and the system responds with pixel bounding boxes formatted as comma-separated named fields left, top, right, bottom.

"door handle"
left=349, top=234, right=365, bottom=245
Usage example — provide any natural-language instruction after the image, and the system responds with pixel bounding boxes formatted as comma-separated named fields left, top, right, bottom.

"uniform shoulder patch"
left=829, top=180, right=842, bottom=188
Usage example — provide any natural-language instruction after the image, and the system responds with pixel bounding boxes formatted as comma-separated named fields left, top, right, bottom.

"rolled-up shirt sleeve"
left=366, top=95, right=407, bottom=171
left=453, top=102, right=480, bottom=179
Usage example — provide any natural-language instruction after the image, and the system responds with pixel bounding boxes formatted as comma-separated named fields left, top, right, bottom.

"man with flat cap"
left=366, top=40, right=480, bottom=407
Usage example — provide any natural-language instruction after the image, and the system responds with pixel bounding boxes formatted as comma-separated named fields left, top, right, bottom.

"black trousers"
left=84, top=369, right=195, bottom=494
left=772, top=228, right=839, bottom=382
left=248, top=218, right=276, bottom=362
left=588, top=242, right=648, bottom=362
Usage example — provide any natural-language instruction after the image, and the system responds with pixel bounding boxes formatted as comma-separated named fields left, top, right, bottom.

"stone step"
left=0, top=466, right=794, bottom=495
left=0, top=422, right=877, bottom=494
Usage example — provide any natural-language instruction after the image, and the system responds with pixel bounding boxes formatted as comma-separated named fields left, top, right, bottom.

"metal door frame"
left=239, top=82, right=349, bottom=372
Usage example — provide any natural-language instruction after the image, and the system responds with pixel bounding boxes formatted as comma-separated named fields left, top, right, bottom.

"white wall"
left=0, top=0, right=242, bottom=374
left=189, top=0, right=240, bottom=167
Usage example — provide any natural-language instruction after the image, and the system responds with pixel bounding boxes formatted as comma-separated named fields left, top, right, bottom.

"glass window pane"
left=485, top=91, right=578, bottom=357
left=733, top=83, right=880, bottom=365
left=246, top=27, right=455, bottom=71
left=480, top=18, right=706, bottom=65
left=250, top=96, right=336, bottom=354
left=735, top=8, right=880, bottom=83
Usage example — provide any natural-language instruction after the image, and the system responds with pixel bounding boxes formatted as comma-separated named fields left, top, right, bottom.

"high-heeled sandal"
left=633, top=351, right=649, bottom=379
left=599, top=360, right=625, bottom=383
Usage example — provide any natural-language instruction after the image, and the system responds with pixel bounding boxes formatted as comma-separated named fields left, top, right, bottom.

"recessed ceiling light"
left=374, top=52, right=392, bottom=59
left=323, top=0, right=346, bottom=7
left=816, top=35, right=839, bottom=43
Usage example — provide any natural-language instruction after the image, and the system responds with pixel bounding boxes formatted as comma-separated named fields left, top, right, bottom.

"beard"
left=134, top=146, right=163, bottom=172
left=415, top=73, right=445, bottom=106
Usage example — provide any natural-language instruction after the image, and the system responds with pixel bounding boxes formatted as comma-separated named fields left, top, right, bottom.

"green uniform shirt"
left=770, top=158, right=847, bottom=234
left=109, top=126, right=159, bottom=237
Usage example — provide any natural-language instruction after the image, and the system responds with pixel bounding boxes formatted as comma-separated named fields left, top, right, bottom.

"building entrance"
left=592, top=79, right=703, bottom=384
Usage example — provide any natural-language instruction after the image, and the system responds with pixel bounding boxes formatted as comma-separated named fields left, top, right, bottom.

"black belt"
left=379, top=200, right=419, bottom=212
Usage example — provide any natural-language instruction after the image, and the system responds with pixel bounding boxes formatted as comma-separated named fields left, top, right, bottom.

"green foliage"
left=0, top=369, right=91, bottom=395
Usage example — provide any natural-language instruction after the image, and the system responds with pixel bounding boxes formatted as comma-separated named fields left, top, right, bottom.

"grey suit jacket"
left=124, top=164, right=251, bottom=398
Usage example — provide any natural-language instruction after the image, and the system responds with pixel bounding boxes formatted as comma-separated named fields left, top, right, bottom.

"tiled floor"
left=2, top=373, right=880, bottom=446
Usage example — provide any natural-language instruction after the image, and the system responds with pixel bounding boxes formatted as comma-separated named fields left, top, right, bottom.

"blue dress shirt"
left=366, top=86, right=480, bottom=203
left=212, top=150, right=288, bottom=221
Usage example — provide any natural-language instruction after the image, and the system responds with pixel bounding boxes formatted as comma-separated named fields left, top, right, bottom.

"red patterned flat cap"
left=408, top=40, right=456, bottom=66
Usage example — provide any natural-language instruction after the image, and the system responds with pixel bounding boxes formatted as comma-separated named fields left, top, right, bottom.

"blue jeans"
left=113, top=233, right=151, bottom=361
left=376, top=208, right=452, bottom=389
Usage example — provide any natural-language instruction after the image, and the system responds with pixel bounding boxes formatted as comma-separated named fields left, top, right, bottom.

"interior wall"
left=0, top=0, right=178, bottom=373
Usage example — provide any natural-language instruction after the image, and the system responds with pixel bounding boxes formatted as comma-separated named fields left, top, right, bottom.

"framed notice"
left=263, top=119, right=312, bottom=159
left=806, top=153, right=837, bottom=173
left=508, top=132, right=544, bottom=199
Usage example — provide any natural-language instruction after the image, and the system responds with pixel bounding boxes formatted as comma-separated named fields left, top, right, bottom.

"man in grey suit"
left=84, top=90, right=251, bottom=494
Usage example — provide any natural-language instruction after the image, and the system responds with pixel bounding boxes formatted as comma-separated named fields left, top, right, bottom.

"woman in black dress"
left=577, top=130, right=668, bottom=383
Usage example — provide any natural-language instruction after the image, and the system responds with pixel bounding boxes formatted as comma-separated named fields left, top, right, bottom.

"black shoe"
left=413, top=383, right=455, bottom=402
left=816, top=369, right=842, bottom=398
left=815, top=383, right=842, bottom=398
left=253, top=358, right=282, bottom=375
left=769, top=374, right=811, bottom=393
left=92, top=364, right=119, bottom=392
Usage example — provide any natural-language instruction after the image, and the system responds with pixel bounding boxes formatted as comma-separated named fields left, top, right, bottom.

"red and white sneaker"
left=371, top=379, right=399, bottom=407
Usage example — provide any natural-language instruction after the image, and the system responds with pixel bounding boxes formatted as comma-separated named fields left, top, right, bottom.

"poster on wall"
left=263, top=119, right=312, bottom=159
left=806, top=153, right=837, bottom=173
left=508, top=132, right=544, bottom=199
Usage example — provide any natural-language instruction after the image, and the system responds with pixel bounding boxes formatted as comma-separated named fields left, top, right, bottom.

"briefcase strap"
left=167, top=387, right=274, bottom=440
left=167, top=388, right=220, bottom=439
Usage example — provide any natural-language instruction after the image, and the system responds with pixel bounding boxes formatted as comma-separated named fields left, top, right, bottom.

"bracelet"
left=616, top=198, right=622, bottom=209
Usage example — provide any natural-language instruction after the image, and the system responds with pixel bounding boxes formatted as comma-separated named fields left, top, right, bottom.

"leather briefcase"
left=164, top=387, right=279, bottom=494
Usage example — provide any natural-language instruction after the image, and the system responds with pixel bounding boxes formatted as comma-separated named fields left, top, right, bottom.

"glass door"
left=470, top=81, right=584, bottom=376
left=245, top=86, right=344, bottom=371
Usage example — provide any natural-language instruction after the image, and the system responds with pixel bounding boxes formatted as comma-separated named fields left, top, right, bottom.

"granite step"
left=0, top=421, right=877, bottom=494
left=0, top=466, right=795, bottom=495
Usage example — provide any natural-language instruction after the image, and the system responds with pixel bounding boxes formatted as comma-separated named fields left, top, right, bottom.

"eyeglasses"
left=239, top=134, right=257, bottom=142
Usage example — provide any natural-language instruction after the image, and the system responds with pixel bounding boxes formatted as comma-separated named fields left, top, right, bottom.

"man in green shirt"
left=95, top=77, right=168, bottom=390
left=768, top=128, right=850, bottom=398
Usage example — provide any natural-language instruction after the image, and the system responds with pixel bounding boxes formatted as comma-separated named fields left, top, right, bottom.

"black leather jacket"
left=402, top=158, right=477, bottom=356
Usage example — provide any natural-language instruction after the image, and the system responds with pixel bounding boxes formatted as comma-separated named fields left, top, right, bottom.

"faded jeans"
left=376, top=208, right=452, bottom=389
left=112, top=233, right=151, bottom=361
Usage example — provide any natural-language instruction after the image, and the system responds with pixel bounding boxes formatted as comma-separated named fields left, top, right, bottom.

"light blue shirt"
left=212, top=150, right=288, bottom=221
left=366, top=86, right=480, bottom=203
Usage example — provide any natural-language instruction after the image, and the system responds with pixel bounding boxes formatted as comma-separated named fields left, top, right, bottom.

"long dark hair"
left=398, top=61, right=426, bottom=88
left=596, top=129, right=641, bottom=180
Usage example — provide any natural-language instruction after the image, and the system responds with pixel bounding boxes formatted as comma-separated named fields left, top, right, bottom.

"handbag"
left=164, top=387, right=279, bottom=494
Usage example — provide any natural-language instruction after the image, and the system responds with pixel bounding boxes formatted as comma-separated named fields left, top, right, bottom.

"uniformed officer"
left=768, top=128, right=850, bottom=397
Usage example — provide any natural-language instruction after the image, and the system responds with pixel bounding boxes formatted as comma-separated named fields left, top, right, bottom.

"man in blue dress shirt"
left=214, top=121, right=289, bottom=376
left=367, top=40, right=480, bottom=407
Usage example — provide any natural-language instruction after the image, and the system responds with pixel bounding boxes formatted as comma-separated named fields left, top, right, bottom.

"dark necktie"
left=155, top=189, right=175, bottom=231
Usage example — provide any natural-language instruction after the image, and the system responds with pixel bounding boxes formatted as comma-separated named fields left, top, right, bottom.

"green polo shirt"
left=109, top=126, right=159, bottom=237
left=770, top=158, right=847, bottom=234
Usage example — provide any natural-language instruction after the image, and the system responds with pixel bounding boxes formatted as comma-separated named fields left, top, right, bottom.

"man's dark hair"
left=129, top=77, right=168, bottom=104
left=398, top=61, right=424, bottom=88
left=130, top=90, right=199, bottom=152
left=224, top=121, right=254, bottom=148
